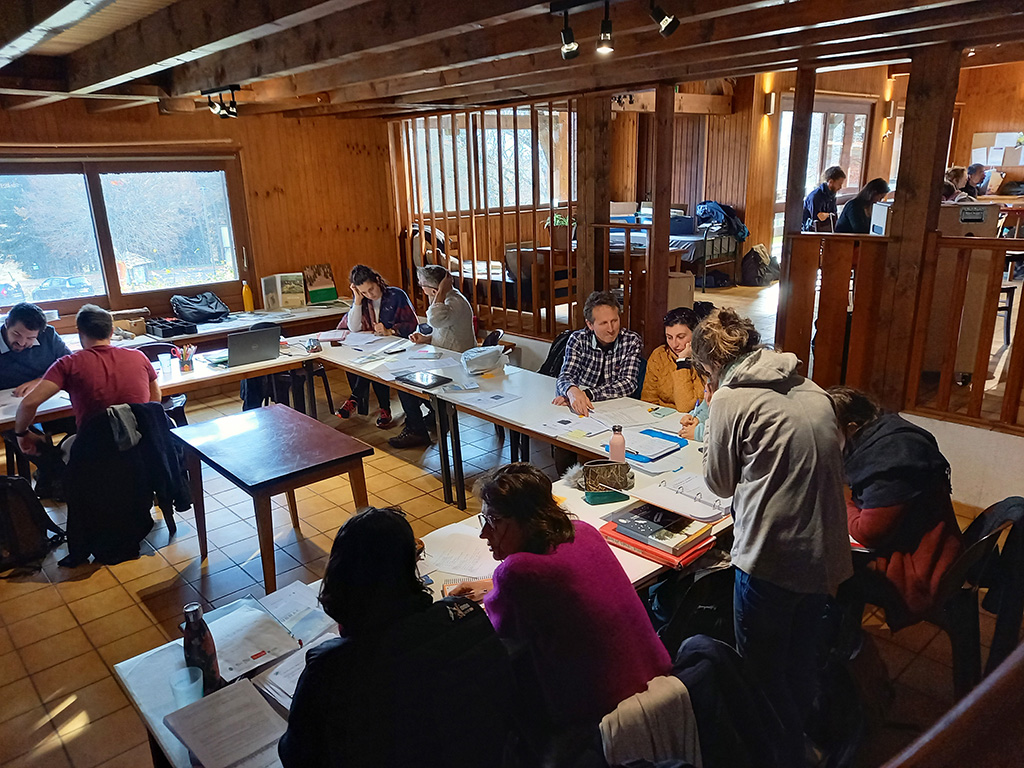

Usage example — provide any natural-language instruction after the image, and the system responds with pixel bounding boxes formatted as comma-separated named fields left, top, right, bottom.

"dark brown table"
left=171, top=404, right=373, bottom=592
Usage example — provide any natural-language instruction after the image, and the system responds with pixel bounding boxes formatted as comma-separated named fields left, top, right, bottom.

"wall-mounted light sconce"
left=884, top=99, right=896, bottom=120
left=763, top=91, right=777, bottom=116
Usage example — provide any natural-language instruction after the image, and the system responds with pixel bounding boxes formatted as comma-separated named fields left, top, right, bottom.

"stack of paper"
left=537, top=414, right=609, bottom=438
left=252, top=632, right=338, bottom=709
left=258, top=582, right=337, bottom=646
left=420, top=522, right=497, bottom=579
left=207, top=601, right=301, bottom=681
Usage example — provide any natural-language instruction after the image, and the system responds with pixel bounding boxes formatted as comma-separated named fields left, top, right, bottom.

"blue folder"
left=603, top=429, right=688, bottom=463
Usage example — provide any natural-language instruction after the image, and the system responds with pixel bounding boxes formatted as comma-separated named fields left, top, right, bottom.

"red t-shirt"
left=42, top=345, right=157, bottom=427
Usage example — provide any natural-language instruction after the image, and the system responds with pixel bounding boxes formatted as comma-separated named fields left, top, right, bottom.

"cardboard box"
left=261, top=273, right=306, bottom=311
left=114, top=318, right=147, bottom=335
left=667, top=271, right=695, bottom=310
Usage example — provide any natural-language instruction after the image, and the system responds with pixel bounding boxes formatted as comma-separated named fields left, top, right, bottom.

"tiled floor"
left=0, top=361, right=998, bottom=768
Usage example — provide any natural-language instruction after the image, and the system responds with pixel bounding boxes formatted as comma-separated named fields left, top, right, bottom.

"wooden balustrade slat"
left=812, top=238, right=856, bottom=389
left=846, top=239, right=889, bottom=391
left=1000, top=283, right=1024, bottom=425
left=778, top=236, right=820, bottom=375
left=968, top=245, right=1009, bottom=418
left=904, top=231, right=942, bottom=410
left=936, top=248, right=972, bottom=412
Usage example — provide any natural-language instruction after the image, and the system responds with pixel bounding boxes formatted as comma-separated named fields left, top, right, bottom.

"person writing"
left=389, top=265, right=475, bottom=449
left=692, top=308, right=851, bottom=767
left=835, top=178, right=890, bottom=234
left=553, top=291, right=643, bottom=417
left=802, top=166, right=846, bottom=232
left=828, top=387, right=963, bottom=628
left=677, top=384, right=710, bottom=441
left=336, top=264, right=417, bottom=428
left=451, top=463, right=669, bottom=739
left=640, top=306, right=705, bottom=415
left=279, top=506, right=519, bottom=768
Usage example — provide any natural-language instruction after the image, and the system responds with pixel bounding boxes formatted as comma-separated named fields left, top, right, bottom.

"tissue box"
left=261, top=273, right=306, bottom=311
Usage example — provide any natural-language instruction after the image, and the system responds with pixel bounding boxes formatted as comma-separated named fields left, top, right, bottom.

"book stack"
left=600, top=503, right=715, bottom=569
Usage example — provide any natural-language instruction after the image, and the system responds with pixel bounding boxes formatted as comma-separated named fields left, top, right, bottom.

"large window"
left=0, top=158, right=249, bottom=310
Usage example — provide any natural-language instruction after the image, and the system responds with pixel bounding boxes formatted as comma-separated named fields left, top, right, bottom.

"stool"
left=999, top=283, right=1016, bottom=347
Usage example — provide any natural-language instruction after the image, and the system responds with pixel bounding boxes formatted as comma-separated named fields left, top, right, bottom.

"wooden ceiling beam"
left=66, top=0, right=373, bottom=94
left=0, top=0, right=120, bottom=68
left=170, top=0, right=562, bottom=96
left=233, top=0, right=787, bottom=101
left=961, top=41, right=1024, bottom=68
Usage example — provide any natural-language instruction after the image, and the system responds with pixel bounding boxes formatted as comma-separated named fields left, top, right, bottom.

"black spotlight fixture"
left=560, top=11, right=580, bottom=60
left=597, top=0, right=613, bottom=54
left=649, top=2, right=679, bottom=37
left=201, top=84, right=240, bottom=118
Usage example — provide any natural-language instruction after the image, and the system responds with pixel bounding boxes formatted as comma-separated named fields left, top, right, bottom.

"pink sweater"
left=484, top=521, right=670, bottom=725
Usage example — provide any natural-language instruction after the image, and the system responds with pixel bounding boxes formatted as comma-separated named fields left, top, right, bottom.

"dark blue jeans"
left=734, top=568, right=829, bottom=766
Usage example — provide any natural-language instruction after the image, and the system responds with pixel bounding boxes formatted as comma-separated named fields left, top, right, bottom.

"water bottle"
left=609, top=425, right=626, bottom=463
left=242, top=280, right=255, bottom=312
left=182, top=602, right=222, bottom=695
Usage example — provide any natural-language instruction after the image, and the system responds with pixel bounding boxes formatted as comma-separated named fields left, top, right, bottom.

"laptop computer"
left=206, top=327, right=281, bottom=367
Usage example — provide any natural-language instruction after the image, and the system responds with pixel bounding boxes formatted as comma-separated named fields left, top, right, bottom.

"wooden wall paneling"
left=434, top=115, right=450, bottom=277
left=646, top=83, right=675, bottom=356
left=745, top=73, right=781, bottom=251
left=569, top=98, right=581, bottom=327
left=609, top=111, right=638, bottom=201
left=778, top=235, right=821, bottom=367
left=952, top=62, right=1024, bottom=182
left=704, top=76, right=754, bottom=220
left=636, top=113, right=653, bottom=204
left=393, top=121, right=416, bottom=301
left=421, top=116, right=439, bottom=277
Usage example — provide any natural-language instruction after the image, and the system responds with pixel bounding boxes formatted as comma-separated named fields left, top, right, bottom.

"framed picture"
left=303, top=263, right=338, bottom=303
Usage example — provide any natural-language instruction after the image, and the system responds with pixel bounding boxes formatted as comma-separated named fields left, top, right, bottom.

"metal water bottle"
left=182, top=602, right=222, bottom=695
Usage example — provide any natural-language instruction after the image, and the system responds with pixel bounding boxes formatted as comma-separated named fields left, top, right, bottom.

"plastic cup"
left=169, top=666, right=204, bottom=709
left=158, top=353, right=172, bottom=372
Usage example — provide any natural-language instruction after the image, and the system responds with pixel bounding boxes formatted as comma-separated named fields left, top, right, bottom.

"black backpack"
left=538, top=329, right=574, bottom=377
left=0, top=476, right=65, bottom=574
left=170, top=291, right=230, bottom=323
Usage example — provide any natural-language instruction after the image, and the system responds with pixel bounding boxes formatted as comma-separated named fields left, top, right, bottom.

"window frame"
left=0, top=154, right=253, bottom=315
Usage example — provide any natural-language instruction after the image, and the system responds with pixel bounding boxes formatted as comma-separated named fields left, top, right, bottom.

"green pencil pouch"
left=584, top=490, right=630, bottom=505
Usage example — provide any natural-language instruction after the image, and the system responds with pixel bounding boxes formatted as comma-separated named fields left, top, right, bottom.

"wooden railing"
left=904, top=234, right=1024, bottom=433
left=778, top=234, right=890, bottom=391
left=592, top=222, right=652, bottom=338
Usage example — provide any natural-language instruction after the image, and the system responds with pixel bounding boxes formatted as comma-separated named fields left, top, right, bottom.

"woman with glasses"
left=451, top=463, right=669, bottom=737
left=279, top=506, right=519, bottom=768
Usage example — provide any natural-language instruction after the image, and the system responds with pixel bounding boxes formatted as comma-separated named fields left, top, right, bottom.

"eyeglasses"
left=477, top=513, right=500, bottom=529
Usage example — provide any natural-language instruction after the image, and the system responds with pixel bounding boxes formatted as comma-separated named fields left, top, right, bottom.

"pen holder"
left=179, top=358, right=194, bottom=373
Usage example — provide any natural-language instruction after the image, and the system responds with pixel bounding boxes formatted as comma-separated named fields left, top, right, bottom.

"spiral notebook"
left=616, top=471, right=732, bottom=522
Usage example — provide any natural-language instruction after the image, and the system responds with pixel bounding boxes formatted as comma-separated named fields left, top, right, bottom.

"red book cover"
left=600, top=521, right=716, bottom=570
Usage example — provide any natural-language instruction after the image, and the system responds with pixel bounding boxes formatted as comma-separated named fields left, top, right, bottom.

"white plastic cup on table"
left=158, top=353, right=172, bottom=372
left=169, top=666, right=204, bottom=709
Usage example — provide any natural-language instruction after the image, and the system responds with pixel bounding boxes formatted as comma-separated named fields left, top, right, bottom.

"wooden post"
left=775, top=66, right=817, bottom=351
left=644, top=82, right=675, bottom=356
left=576, top=94, right=612, bottom=327
left=874, top=43, right=962, bottom=407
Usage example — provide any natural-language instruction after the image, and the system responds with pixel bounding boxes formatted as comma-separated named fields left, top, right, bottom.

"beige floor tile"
left=62, top=706, right=147, bottom=768
left=295, top=495, right=337, bottom=517
left=421, top=506, right=475, bottom=530
left=206, top=521, right=258, bottom=549
left=192, top=565, right=260, bottom=602
left=2, top=729, right=71, bottom=768
left=0, top=676, right=41, bottom=724
left=303, top=506, right=352, bottom=533
left=870, top=635, right=918, bottom=680
left=409, top=518, right=437, bottom=538
left=209, top=584, right=267, bottom=609
left=408, top=474, right=445, bottom=494
left=7, top=606, right=78, bottom=650
left=81, top=606, right=155, bottom=649
left=197, top=506, right=243, bottom=531
left=282, top=533, right=334, bottom=565
left=171, top=549, right=236, bottom=582
left=136, top=582, right=207, bottom=624
left=319, top=486, right=355, bottom=507
left=897, top=654, right=956, bottom=704
left=0, top=651, right=28, bottom=688
left=218, top=536, right=262, bottom=565
left=158, top=536, right=205, bottom=566
left=96, top=627, right=167, bottom=669
left=212, top=487, right=252, bottom=508
left=19, top=628, right=93, bottom=675
left=45, top=677, right=129, bottom=738
left=0, top=586, right=64, bottom=626
left=91, top=741, right=152, bottom=768
left=0, top=573, right=51, bottom=605
left=31, top=652, right=110, bottom=705
left=399, top=494, right=449, bottom=520
left=307, top=476, right=347, bottom=493
left=0, top=626, right=13, bottom=656
left=275, top=564, right=319, bottom=591
left=375, top=483, right=425, bottom=506
left=54, top=570, right=119, bottom=604
left=120, top=567, right=187, bottom=602
left=0, top=706, right=59, bottom=763
left=67, top=586, right=135, bottom=625
left=889, top=621, right=941, bottom=653
left=239, top=551, right=303, bottom=583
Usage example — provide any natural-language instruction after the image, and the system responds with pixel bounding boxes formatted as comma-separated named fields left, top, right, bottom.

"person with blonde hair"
left=945, top=166, right=975, bottom=201
left=691, top=308, right=852, bottom=767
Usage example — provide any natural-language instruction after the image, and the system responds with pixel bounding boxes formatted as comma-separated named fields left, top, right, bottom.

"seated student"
left=802, top=166, right=846, bottom=232
left=835, top=177, right=890, bottom=234
left=451, top=463, right=670, bottom=734
left=828, top=386, right=963, bottom=627
left=553, top=290, right=643, bottom=416
left=336, top=264, right=417, bottom=428
left=389, top=265, right=475, bottom=449
left=279, top=506, right=518, bottom=768
left=941, top=180, right=959, bottom=202
left=964, top=163, right=986, bottom=198
left=945, top=166, right=976, bottom=202
left=1, top=302, right=73, bottom=496
left=641, top=307, right=705, bottom=415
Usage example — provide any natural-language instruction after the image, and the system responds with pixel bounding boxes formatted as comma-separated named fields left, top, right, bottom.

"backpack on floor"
left=0, top=476, right=65, bottom=575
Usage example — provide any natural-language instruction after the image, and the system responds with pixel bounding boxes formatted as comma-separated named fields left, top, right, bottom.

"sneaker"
left=389, top=427, right=432, bottom=448
left=337, top=397, right=359, bottom=419
left=376, top=408, right=394, bottom=429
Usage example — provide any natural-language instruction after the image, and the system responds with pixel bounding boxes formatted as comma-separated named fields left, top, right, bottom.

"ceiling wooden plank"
left=66, top=0, right=373, bottom=94
left=190, top=0, right=782, bottom=99
left=961, top=41, right=1024, bottom=68
left=0, top=0, right=120, bottom=68
left=170, top=0, right=559, bottom=96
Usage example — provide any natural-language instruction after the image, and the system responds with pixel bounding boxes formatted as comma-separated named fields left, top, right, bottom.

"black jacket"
left=128, top=402, right=191, bottom=514
left=279, top=596, right=519, bottom=768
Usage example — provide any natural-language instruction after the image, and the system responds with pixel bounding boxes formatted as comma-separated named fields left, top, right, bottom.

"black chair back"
left=136, top=341, right=177, bottom=363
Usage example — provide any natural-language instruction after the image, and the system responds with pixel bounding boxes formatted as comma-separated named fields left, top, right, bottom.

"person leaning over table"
left=389, top=264, right=475, bottom=450
left=0, top=301, right=74, bottom=498
left=691, top=308, right=852, bottom=768
left=450, top=463, right=670, bottom=747
left=336, top=264, right=417, bottom=429
left=279, top=506, right=520, bottom=768
left=641, top=305, right=706, bottom=418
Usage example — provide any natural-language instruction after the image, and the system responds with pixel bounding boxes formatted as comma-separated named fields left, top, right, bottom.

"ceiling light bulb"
left=650, top=4, right=679, bottom=37
left=597, top=18, right=614, bottom=54
left=560, top=11, right=579, bottom=60
left=207, top=95, right=220, bottom=115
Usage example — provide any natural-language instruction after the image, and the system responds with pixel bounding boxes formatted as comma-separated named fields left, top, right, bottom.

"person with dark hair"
left=451, top=463, right=669, bottom=734
left=835, top=177, right=890, bottom=234
left=964, top=163, right=986, bottom=198
left=802, top=166, right=846, bottom=231
left=553, top=290, right=643, bottom=417
left=641, top=306, right=705, bottom=414
left=337, top=264, right=417, bottom=428
left=827, top=386, right=963, bottom=628
left=941, top=180, right=959, bottom=202
left=692, top=308, right=851, bottom=767
left=279, top=507, right=518, bottom=768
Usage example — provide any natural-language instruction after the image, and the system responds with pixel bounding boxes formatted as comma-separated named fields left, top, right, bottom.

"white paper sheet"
left=339, top=331, right=382, bottom=347
left=208, top=603, right=300, bottom=681
left=258, top=582, right=336, bottom=647
left=252, top=631, right=338, bottom=709
left=383, top=356, right=461, bottom=373
left=0, top=388, right=70, bottom=420
left=537, top=414, right=609, bottom=438
left=450, top=391, right=521, bottom=410
left=614, top=428, right=682, bottom=460
left=420, top=522, right=497, bottom=579
left=591, top=402, right=662, bottom=429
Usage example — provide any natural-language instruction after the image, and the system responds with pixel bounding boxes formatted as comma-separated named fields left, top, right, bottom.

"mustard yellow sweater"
left=641, top=344, right=705, bottom=413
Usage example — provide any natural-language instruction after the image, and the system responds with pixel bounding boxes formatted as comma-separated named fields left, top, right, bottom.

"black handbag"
left=170, top=291, right=230, bottom=323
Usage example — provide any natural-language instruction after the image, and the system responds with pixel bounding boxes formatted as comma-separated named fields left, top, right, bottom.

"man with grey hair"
left=964, top=163, right=986, bottom=198
left=390, top=265, right=476, bottom=449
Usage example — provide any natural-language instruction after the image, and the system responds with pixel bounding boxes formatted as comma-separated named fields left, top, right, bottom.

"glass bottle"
left=609, top=424, right=626, bottom=463
left=182, top=602, right=222, bottom=695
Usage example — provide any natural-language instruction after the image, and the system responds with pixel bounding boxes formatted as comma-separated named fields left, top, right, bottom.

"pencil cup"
left=179, top=357, right=193, bottom=373
left=169, top=666, right=204, bottom=709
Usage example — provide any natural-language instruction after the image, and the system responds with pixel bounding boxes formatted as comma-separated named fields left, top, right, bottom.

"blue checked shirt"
left=555, top=328, right=644, bottom=401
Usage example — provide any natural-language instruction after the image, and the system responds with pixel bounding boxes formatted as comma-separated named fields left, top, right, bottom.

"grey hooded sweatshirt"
left=703, top=348, right=853, bottom=595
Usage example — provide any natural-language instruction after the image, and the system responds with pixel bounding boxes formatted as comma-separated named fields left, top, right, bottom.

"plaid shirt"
left=555, top=328, right=643, bottom=400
